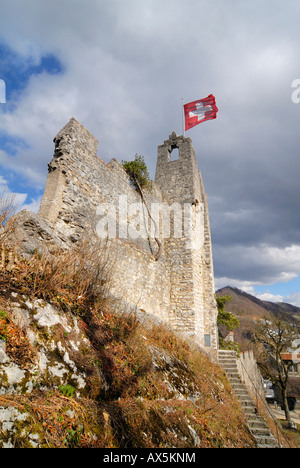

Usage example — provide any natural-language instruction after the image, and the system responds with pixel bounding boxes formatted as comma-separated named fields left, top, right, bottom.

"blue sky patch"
left=254, top=276, right=300, bottom=299
left=0, top=41, right=63, bottom=102
left=0, top=40, right=63, bottom=201
left=0, top=131, right=29, bottom=156
left=1, top=165, right=35, bottom=192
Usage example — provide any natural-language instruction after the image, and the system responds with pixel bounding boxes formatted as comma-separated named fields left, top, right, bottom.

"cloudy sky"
left=1, top=0, right=300, bottom=304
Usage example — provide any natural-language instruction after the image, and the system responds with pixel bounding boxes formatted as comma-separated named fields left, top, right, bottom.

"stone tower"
left=155, top=132, right=218, bottom=349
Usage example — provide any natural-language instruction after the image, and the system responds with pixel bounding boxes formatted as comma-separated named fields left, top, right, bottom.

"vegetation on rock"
left=0, top=200, right=255, bottom=448
left=122, top=154, right=151, bottom=191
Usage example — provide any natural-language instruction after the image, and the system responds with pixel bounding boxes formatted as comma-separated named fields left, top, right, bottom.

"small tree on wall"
left=122, top=155, right=162, bottom=260
left=122, top=154, right=150, bottom=191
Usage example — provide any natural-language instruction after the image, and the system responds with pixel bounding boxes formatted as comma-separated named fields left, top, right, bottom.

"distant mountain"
left=216, top=286, right=300, bottom=350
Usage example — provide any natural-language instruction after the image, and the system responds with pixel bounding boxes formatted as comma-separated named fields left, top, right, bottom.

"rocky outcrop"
left=6, top=209, right=70, bottom=256
left=0, top=293, right=95, bottom=398
left=0, top=288, right=255, bottom=448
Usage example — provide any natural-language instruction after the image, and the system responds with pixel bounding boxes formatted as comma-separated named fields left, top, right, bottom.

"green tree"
left=216, top=295, right=240, bottom=351
left=254, top=315, right=299, bottom=427
left=216, top=296, right=240, bottom=330
left=122, top=154, right=150, bottom=191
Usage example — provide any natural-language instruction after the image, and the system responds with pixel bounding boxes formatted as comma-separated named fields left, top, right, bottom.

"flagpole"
left=181, top=98, right=185, bottom=137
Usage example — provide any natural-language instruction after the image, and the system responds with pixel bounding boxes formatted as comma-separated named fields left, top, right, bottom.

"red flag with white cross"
left=184, top=94, right=218, bottom=131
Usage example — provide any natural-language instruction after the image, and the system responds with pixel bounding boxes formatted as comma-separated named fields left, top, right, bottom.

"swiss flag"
left=184, top=94, right=218, bottom=131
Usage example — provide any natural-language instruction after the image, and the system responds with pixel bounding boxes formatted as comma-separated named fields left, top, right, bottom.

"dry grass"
left=83, top=317, right=255, bottom=448
left=0, top=307, right=36, bottom=368
left=0, top=188, right=113, bottom=312
left=0, top=189, right=16, bottom=246
left=0, top=300, right=256, bottom=448
left=0, top=392, right=105, bottom=448
left=0, top=237, right=113, bottom=316
left=279, top=420, right=300, bottom=448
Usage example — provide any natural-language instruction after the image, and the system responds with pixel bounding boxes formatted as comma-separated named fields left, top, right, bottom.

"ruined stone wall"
left=37, top=118, right=170, bottom=324
left=36, top=118, right=218, bottom=350
left=108, top=239, right=170, bottom=323
left=39, top=118, right=163, bottom=252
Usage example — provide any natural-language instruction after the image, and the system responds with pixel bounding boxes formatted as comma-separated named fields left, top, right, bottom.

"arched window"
left=169, top=146, right=179, bottom=161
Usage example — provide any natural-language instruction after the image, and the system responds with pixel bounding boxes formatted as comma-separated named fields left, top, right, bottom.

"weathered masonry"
left=19, top=118, right=218, bottom=350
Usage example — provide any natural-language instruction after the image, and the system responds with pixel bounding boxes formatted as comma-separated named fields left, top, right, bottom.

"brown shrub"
left=0, top=189, right=17, bottom=246
left=0, top=237, right=113, bottom=315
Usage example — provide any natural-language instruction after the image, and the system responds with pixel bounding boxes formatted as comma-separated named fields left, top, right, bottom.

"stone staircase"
left=218, top=350, right=280, bottom=448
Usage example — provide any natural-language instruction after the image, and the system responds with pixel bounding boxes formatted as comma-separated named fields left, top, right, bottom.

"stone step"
left=243, top=406, right=257, bottom=416
left=238, top=393, right=254, bottom=402
left=218, top=357, right=237, bottom=363
left=218, top=355, right=237, bottom=361
left=219, top=362, right=237, bottom=368
left=247, top=418, right=268, bottom=429
left=231, top=387, right=249, bottom=395
left=226, top=370, right=241, bottom=382
left=257, top=443, right=278, bottom=449
left=219, top=362, right=238, bottom=368
left=228, top=378, right=245, bottom=386
left=220, top=362, right=238, bottom=369
left=235, top=390, right=253, bottom=399
left=255, top=435, right=278, bottom=447
left=233, top=386, right=249, bottom=394
left=241, top=400, right=256, bottom=409
left=227, top=374, right=243, bottom=382
left=226, top=375, right=241, bottom=383
left=231, top=381, right=248, bottom=390
left=249, top=424, right=272, bottom=436
left=221, top=365, right=238, bottom=371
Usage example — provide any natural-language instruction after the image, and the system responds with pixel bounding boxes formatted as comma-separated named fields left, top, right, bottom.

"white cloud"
left=1, top=0, right=300, bottom=299
left=21, top=195, right=42, bottom=214
left=255, top=292, right=284, bottom=303
left=0, top=167, right=34, bottom=213
left=215, top=277, right=300, bottom=307
left=214, top=277, right=257, bottom=294
left=284, top=292, right=300, bottom=307
left=214, top=244, right=300, bottom=285
left=0, top=175, right=8, bottom=187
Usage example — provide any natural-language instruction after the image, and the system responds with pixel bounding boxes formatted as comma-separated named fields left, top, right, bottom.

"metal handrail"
left=237, top=353, right=292, bottom=448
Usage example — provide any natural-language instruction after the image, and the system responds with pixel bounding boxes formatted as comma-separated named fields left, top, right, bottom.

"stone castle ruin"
left=9, top=118, right=219, bottom=350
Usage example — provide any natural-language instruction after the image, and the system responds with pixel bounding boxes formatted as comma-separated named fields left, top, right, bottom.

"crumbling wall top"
left=54, top=117, right=99, bottom=158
